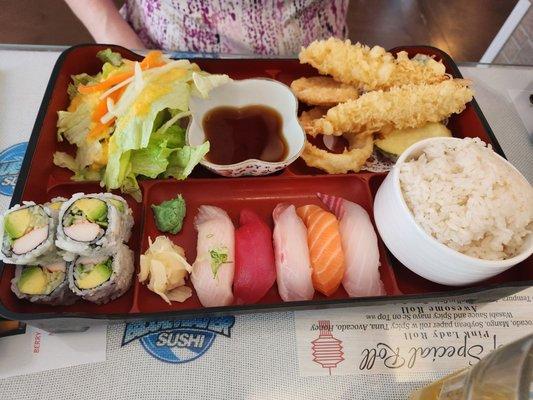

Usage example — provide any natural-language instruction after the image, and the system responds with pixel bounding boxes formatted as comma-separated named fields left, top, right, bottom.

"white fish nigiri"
left=191, top=205, right=235, bottom=307
left=318, top=193, right=385, bottom=297
left=272, top=203, right=314, bottom=301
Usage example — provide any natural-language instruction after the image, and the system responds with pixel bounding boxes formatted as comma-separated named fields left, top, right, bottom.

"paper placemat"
left=294, top=287, right=533, bottom=377
left=0, top=324, right=107, bottom=379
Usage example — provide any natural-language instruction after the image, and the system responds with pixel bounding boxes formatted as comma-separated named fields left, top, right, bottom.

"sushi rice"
left=55, top=193, right=124, bottom=260
left=10, top=258, right=78, bottom=306
left=101, top=193, right=134, bottom=243
left=68, top=243, right=134, bottom=304
left=44, top=197, right=68, bottom=223
left=0, top=202, right=57, bottom=265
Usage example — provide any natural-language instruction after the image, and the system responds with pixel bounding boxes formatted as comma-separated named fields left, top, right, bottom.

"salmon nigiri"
left=191, top=205, right=235, bottom=307
left=272, top=204, right=314, bottom=302
left=318, top=193, right=385, bottom=297
left=234, top=209, right=276, bottom=304
left=296, top=204, right=345, bottom=296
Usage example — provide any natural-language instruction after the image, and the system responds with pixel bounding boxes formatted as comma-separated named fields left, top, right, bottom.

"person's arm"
left=65, top=0, right=146, bottom=49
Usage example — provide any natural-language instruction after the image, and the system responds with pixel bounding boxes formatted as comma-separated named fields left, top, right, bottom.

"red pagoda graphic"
left=311, top=320, right=344, bottom=375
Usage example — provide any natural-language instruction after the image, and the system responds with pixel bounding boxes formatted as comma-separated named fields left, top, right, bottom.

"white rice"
left=399, top=138, right=533, bottom=260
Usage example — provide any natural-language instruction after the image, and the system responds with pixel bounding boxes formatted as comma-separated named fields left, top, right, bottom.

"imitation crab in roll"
left=55, top=193, right=129, bottom=259
left=0, top=202, right=57, bottom=265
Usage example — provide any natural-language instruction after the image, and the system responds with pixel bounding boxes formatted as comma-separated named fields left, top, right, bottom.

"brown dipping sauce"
left=203, top=105, right=288, bottom=165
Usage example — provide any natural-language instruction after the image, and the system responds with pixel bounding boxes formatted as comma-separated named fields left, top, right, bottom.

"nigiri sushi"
left=318, top=193, right=385, bottom=297
left=296, top=205, right=345, bottom=296
left=191, top=206, right=235, bottom=307
left=272, top=204, right=314, bottom=302
left=234, top=209, right=276, bottom=304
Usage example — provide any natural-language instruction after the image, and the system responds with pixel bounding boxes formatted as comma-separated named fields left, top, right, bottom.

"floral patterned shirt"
left=120, top=0, right=348, bottom=55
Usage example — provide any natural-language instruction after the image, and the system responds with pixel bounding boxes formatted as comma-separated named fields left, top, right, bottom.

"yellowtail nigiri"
left=191, top=205, right=234, bottom=307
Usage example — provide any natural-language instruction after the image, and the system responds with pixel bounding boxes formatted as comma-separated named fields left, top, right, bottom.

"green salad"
left=54, top=49, right=230, bottom=200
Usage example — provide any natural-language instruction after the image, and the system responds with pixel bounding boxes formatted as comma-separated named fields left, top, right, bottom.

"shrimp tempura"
left=309, top=79, right=474, bottom=137
left=299, top=38, right=448, bottom=91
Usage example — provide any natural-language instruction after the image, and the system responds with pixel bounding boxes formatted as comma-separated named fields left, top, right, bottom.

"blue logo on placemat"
left=122, top=317, right=235, bottom=364
left=0, top=142, right=27, bottom=196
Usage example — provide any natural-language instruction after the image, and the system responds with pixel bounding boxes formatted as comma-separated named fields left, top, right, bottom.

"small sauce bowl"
left=186, top=78, right=305, bottom=177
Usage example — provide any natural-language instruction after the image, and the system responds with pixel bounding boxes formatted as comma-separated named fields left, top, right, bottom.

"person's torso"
left=121, top=0, right=349, bottom=55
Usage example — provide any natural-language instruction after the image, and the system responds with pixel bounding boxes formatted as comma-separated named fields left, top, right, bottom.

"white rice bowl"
left=399, top=137, right=533, bottom=261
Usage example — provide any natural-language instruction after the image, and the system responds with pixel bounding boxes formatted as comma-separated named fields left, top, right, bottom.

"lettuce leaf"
left=67, top=73, right=95, bottom=99
left=191, top=71, right=231, bottom=99
left=53, top=152, right=102, bottom=181
left=129, top=121, right=207, bottom=184
left=164, top=142, right=210, bottom=180
left=53, top=152, right=77, bottom=172
left=56, top=91, right=107, bottom=171
left=96, top=49, right=123, bottom=67
left=57, top=93, right=100, bottom=144
left=103, top=71, right=191, bottom=190
left=75, top=138, right=105, bottom=169
left=130, top=140, right=174, bottom=178
left=122, top=171, right=142, bottom=202
left=150, top=124, right=186, bottom=149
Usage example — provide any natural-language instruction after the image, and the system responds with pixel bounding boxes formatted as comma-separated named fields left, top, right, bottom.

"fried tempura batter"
left=298, top=106, right=328, bottom=133
left=290, top=77, right=359, bottom=107
left=310, top=79, right=474, bottom=137
left=298, top=107, right=374, bottom=173
left=301, top=133, right=374, bottom=174
left=299, top=38, right=447, bottom=91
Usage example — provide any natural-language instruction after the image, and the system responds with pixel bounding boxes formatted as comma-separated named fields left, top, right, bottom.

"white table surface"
left=0, top=50, right=531, bottom=400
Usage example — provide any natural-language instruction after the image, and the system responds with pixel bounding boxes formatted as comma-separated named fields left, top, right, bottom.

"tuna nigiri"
left=296, top=204, right=345, bottom=296
left=234, top=209, right=276, bottom=304
left=272, top=204, right=314, bottom=302
left=191, top=205, right=235, bottom=307
left=318, top=193, right=385, bottom=297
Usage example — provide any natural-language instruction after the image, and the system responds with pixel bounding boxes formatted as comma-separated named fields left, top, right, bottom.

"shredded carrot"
left=140, top=50, right=166, bottom=69
left=87, top=120, right=114, bottom=141
left=91, top=97, right=108, bottom=122
left=91, top=86, right=126, bottom=122
left=108, top=85, right=126, bottom=103
left=78, top=71, right=133, bottom=94
left=78, top=51, right=167, bottom=95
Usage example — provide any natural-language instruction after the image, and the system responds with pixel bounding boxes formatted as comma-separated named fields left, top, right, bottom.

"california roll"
left=68, top=243, right=134, bottom=304
left=1, top=202, right=56, bottom=264
left=44, top=197, right=67, bottom=223
left=56, top=193, right=124, bottom=258
left=11, top=259, right=77, bottom=305
left=101, top=193, right=134, bottom=242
